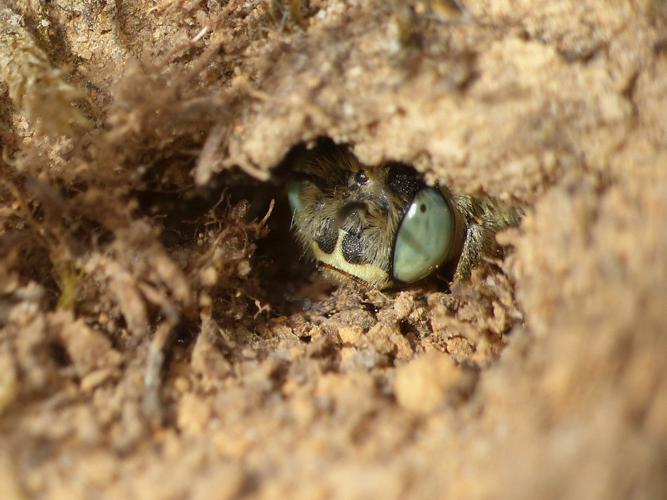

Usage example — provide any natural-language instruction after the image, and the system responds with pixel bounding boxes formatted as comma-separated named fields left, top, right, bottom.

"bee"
left=287, top=140, right=521, bottom=290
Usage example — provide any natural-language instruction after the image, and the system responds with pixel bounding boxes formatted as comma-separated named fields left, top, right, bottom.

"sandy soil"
left=1, top=1, right=666, bottom=498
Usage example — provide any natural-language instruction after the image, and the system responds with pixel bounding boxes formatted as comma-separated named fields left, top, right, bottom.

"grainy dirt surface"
left=1, top=1, right=666, bottom=499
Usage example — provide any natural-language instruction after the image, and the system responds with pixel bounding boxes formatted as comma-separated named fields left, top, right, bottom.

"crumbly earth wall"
left=1, top=1, right=666, bottom=499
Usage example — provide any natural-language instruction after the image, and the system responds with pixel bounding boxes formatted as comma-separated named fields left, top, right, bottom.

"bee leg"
left=452, top=223, right=485, bottom=283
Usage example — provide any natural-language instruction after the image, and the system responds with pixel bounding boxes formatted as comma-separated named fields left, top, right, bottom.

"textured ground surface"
left=1, top=1, right=666, bottom=498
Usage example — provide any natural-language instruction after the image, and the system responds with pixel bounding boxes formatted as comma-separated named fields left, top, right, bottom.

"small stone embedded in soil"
left=445, top=336, right=475, bottom=363
left=56, top=314, right=122, bottom=376
left=365, top=322, right=413, bottom=360
left=199, top=266, right=218, bottom=286
left=391, top=292, right=415, bottom=321
left=394, top=351, right=467, bottom=414
left=339, top=347, right=384, bottom=371
left=338, top=325, right=364, bottom=345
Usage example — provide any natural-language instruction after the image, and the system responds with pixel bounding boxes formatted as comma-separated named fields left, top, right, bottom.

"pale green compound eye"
left=392, top=187, right=454, bottom=283
left=288, top=180, right=305, bottom=214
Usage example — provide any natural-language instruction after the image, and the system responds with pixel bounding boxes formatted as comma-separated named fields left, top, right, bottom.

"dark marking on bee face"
left=337, top=201, right=367, bottom=225
left=316, top=218, right=338, bottom=254
left=386, top=163, right=423, bottom=200
left=342, top=231, right=365, bottom=264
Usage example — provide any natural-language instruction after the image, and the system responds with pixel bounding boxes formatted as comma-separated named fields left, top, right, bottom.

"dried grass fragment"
left=195, top=123, right=227, bottom=186
left=0, top=6, right=90, bottom=136
left=263, top=0, right=314, bottom=31
left=143, top=322, right=172, bottom=424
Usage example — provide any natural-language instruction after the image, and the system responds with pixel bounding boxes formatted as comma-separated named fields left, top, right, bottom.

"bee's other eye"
left=392, top=188, right=454, bottom=283
left=288, top=180, right=305, bottom=213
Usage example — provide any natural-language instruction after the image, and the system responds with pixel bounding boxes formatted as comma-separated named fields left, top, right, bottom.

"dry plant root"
left=143, top=322, right=173, bottom=425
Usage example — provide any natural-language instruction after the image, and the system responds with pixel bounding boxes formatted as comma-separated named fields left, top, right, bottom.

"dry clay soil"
left=1, top=1, right=667, bottom=499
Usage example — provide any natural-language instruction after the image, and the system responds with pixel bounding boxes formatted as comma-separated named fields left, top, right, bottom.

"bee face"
left=287, top=142, right=469, bottom=289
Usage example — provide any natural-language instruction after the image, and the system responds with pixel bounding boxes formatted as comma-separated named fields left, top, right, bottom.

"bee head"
left=287, top=142, right=457, bottom=288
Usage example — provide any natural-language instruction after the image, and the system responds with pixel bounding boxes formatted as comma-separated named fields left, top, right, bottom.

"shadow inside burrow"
left=130, top=144, right=325, bottom=319
left=132, top=136, right=466, bottom=334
